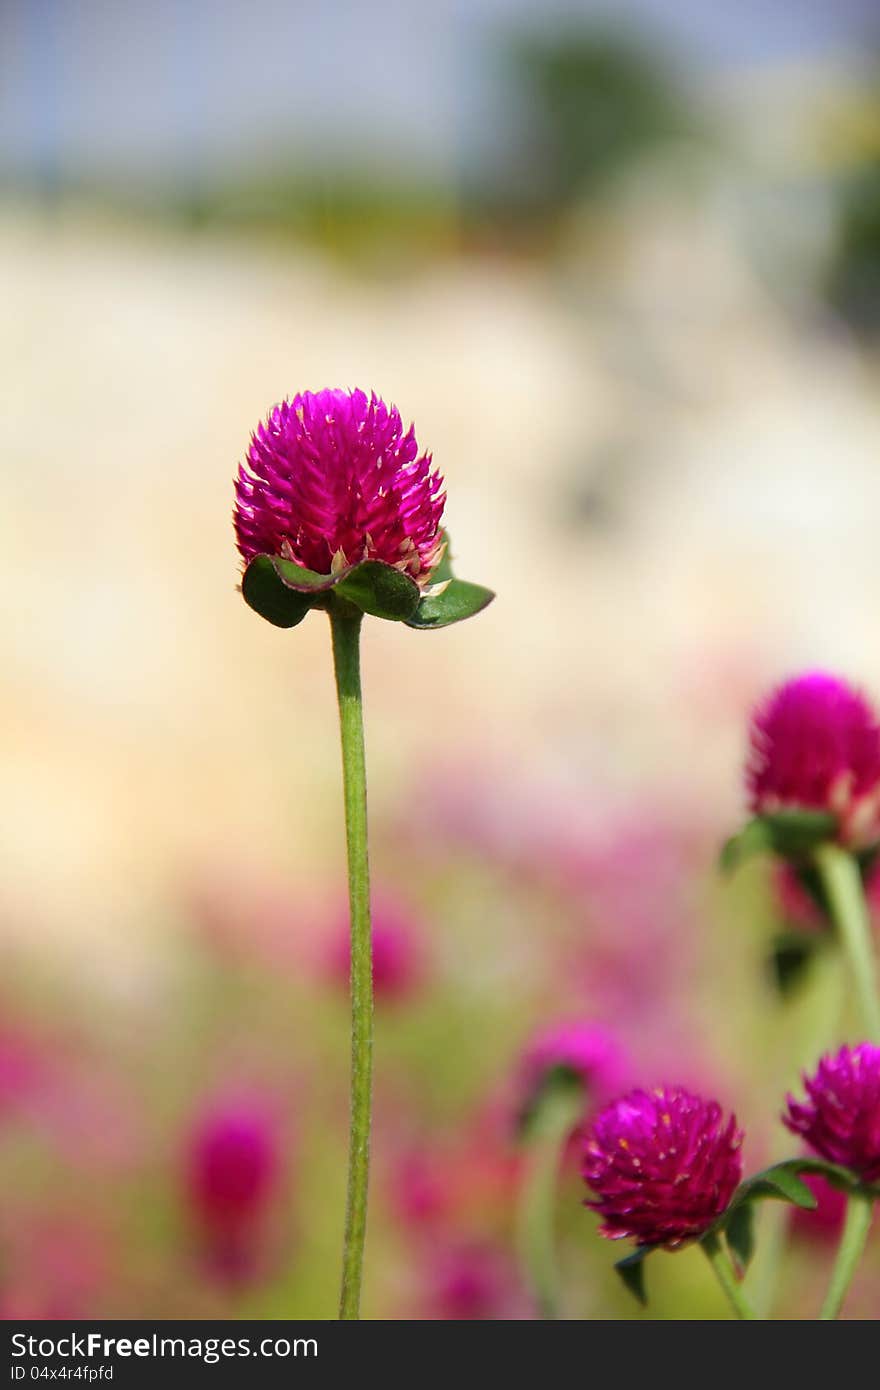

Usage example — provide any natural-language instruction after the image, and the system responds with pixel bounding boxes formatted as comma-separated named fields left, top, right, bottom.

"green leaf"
left=335, top=561, right=421, bottom=621
left=241, top=555, right=319, bottom=628
left=405, top=578, right=495, bottom=630
left=720, top=819, right=773, bottom=873
left=720, top=811, right=838, bottom=873
left=614, top=1248, right=650, bottom=1307
left=708, top=1159, right=876, bottom=1280
left=241, top=532, right=494, bottom=629
left=724, top=1203, right=755, bottom=1275
left=746, top=1165, right=817, bottom=1210
left=763, top=810, right=840, bottom=857
left=726, top=1158, right=865, bottom=1224
left=271, top=556, right=338, bottom=592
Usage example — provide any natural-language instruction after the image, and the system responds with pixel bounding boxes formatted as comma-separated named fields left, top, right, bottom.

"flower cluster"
left=581, top=1043, right=880, bottom=1263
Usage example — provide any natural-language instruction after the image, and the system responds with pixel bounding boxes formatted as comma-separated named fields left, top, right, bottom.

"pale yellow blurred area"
left=3, top=189, right=880, bottom=977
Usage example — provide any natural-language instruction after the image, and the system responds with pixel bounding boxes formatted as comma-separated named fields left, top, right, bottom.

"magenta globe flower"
left=235, top=388, right=492, bottom=632
left=784, top=1044, right=880, bottom=1183
left=582, top=1086, right=743, bottom=1248
left=746, top=672, right=880, bottom=845
left=232, top=388, right=493, bottom=1318
left=235, top=388, right=445, bottom=583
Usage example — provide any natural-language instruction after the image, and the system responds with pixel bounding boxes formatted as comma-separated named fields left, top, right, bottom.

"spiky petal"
left=784, top=1043, right=880, bottom=1183
left=233, top=388, right=446, bottom=586
left=746, top=672, right=880, bottom=844
left=582, top=1086, right=743, bottom=1248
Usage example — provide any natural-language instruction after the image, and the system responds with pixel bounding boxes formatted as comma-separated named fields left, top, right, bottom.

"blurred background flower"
left=3, top=0, right=880, bottom=1317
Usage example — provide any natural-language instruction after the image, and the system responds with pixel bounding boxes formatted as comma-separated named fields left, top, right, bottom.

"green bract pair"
left=242, top=531, right=493, bottom=630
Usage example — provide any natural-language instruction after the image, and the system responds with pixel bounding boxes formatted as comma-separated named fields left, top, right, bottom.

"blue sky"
left=1, top=0, right=877, bottom=186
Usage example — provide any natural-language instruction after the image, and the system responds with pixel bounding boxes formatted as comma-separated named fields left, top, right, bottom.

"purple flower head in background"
left=582, top=1086, right=743, bottom=1248
left=784, top=1043, right=880, bottom=1183
left=185, top=1091, right=285, bottom=1284
left=518, top=1021, right=626, bottom=1126
left=187, top=1096, right=281, bottom=1227
left=234, top=388, right=446, bottom=584
left=325, top=893, right=425, bottom=1002
left=422, top=1242, right=523, bottom=1321
left=747, top=672, right=880, bottom=845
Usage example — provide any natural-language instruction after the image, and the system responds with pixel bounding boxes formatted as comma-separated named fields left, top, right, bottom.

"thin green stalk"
left=330, top=602, right=373, bottom=1321
left=752, top=948, right=847, bottom=1317
left=820, top=1191, right=873, bottom=1320
left=516, top=1080, right=584, bottom=1319
left=701, top=1233, right=758, bottom=1319
left=814, top=843, right=880, bottom=1040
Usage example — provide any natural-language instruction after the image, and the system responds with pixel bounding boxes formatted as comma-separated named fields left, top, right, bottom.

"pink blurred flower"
left=0, top=1212, right=110, bottom=1320
left=583, top=1086, right=743, bottom=1248
left=234, top=388, right=445, bottom=583
left=517, top=1021, right=626, bottom=1126
left=324, top=893, right=425, bottom=1002
left=784, top=1043, right=880, bottom=1181
left=184, top=1090, right=286, bottom=1284
left=0, top=1030, right=45, bottom=1113
left=391, top=1135, right=520, bottom=1234
left=421, top=1242, right=524, bottom=1320
left=747, top=672, right=880, bottom=845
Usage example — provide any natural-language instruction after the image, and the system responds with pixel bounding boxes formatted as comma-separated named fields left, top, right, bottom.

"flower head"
left=582, top=1086, right=743, bottom=1248
left=234, top=388, right=445, bottom=585
left=517, top=1021, right=626, bottom=1125
left=746, top=672, right=880, bottom=844
left=784, top=1043, right=880, bottom=1183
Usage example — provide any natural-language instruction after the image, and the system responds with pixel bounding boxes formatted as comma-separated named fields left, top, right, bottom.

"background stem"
left=701, top=1233, right=758, bottom=1319
left=814, top=843, right=880, bottom=1040
left=820, top=1191, right=873, bottom=1320
left=516, top=1080, right=584, bottom=1319
left=331, top=604, right=373, bottom=1321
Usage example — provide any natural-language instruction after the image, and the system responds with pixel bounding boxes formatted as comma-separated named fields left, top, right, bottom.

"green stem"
left=701, top=1233, right=758, bottom=1319
left=331, top=603, right=373, bottom=1321
left=814, top=843, right=880, bottom=1041
left=820, top=1191, right=873, bottom=1320
left=516, top=1080, right=584, bottom=1319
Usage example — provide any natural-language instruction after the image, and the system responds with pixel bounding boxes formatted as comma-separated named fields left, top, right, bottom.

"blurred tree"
left=823, top=69, right=880, bottom=337
left=827, top=160, right=880, bottom=336
left=499, top=26, right=698, bottom=214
